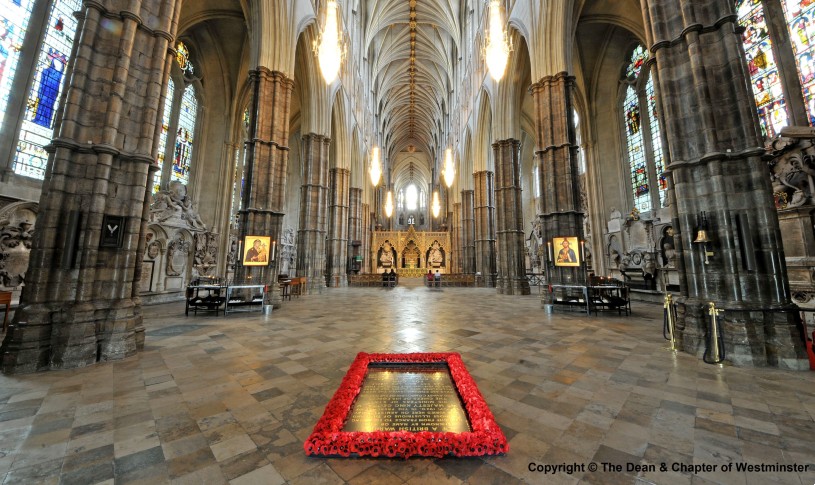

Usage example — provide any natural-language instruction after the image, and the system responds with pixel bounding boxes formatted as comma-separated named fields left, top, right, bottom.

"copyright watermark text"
left=528, top=461, right=810, bottom=475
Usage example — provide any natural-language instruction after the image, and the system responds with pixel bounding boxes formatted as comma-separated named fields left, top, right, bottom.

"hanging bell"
left=694, top=229, right=711, bottom=244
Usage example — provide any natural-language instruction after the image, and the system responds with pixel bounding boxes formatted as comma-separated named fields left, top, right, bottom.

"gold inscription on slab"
left=342, top=364, right=471, bottom=433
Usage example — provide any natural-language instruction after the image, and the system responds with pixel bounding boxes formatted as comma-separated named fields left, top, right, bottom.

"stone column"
left=530, top=73, right=584, bottom=289
left=0, top=0, right=182, bottom=373
left=327, top=168, right=350, bottom=287
left=361, top=203, right=370, bottom=272
left=448, top=207, right=456, bottom=272
left=494, top=139, right=531, bottom=295
left=461, top=190, right=475, bottom=273
left=297, top=134, right=330, bottom=294
left=473, top=171, right=496, bottom=287
left=453, top=202, right=462, bottom=272
left=642, top=0, right=806, bottom=369
left=348, top=187, right=362, bottom=271
left=235, top=68, right=294, bottom=311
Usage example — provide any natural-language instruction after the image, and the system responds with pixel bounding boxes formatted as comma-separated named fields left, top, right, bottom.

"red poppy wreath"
left=303, top=352, right=509, bottom=458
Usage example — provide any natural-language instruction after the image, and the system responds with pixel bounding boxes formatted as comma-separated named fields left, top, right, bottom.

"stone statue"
left=146, top=241, right=161, bottom=259
left=643, top=252, right=656, bottom=279
left=150, top=181, right=206, bottom=231
left=0, top=205, right=37, bottom=289
left=610, top=248, right=621, bottom=267
left=193, top=232, right=218, bottom=276
left=619, top=254, right=631, bottom=273
left=428, top=241, right=444, bottom=267
left=380, top=242, right=394, bottom=267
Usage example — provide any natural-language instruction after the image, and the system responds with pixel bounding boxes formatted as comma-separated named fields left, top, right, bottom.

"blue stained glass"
left=14, top=0, right=81, bottom=180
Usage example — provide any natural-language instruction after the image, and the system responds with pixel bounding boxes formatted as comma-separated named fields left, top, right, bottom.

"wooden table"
left=0, top=291, right=12, bottom=332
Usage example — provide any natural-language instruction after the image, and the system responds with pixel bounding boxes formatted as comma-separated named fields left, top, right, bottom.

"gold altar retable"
left=372, top=224, right=452, bottom=277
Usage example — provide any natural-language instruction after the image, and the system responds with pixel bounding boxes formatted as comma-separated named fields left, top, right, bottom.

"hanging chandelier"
left=369, top=146, right=381, bottom=186
left=314, top=0, right=344, bottom=84
left=484, top=0, right=511, bottom=82
left=431, top=191, right=441, bottom=218
left=385, top=190, right=394, bottom=218
left=443, top=148, right=455, bottom=188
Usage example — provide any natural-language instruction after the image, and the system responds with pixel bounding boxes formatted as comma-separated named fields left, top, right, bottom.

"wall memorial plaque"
left=100, top=215, right=125, bottom=248
left=304, top=352, right=508, bottom=458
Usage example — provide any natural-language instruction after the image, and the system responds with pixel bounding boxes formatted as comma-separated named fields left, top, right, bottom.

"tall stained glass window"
left=230, top=106, right=250, bottom=228
left=152, top=79, right=174, bottom=193
left=782, top=0, right=815, bottom=124
left=153, top=42, right=200, bottom=194
left=624, top=85, right=649, bottom=213
left=622, top=45, right=667, bottom=213
left=646, top=77, right=667, bottom=204
left=738, top=0, right=788, bottom=138
left=13, top=0, right=80, bottom=179
left=171, top=85, right=197, bottom=185
left=0, top=0, right=34, bottom=128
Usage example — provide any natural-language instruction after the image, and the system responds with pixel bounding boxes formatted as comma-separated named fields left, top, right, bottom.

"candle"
left=547, top=241, right=553, bottom=263
left=581, top=240, right=585, bottom=259
left=271, top=240, right=276, bottom=261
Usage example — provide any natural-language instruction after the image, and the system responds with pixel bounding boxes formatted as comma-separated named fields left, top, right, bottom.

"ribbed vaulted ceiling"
left=364, top=0, right=459, bottom=160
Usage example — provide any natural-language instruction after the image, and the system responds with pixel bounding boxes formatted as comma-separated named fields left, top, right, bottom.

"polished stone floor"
left=1, top=280, right=814, bottom=485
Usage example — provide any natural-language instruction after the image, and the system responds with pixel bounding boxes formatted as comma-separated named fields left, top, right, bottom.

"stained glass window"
left=624, top=85, right=649, bottom=213
left=175, top=41, right=194, bottom=76
left=231, top=106, right=250, bottom=227
left=622, top=45, right=667, bottom=213
left=646, top=77, right=667, bottom=206
left=738, top=0, right=788, bottom=139
left=625, top=45, right=648, bottom=80
left=13, top=0, right=80, bottom=179
left=574, top=109, right=586, bottom=174
left=171, top=85, right=197, bottom=185
left=152, top=79, right=174, bottom=193
left=782, top=0, right=815, bottom=125
left=533, top=165, right=540, bottom=198
left=0, top=0, right=34, bottom=128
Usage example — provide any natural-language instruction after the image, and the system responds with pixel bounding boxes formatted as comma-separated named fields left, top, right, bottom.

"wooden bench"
left=424, top=274, right=476, bottom=288
left=349, top=274, right=398, bottom=287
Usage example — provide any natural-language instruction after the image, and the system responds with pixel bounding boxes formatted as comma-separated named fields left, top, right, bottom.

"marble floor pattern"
left=1, top=280, right=814, bottom=485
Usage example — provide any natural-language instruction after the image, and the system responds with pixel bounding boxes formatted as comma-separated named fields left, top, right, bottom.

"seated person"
left=426, top=270, right=434, bottom=286
left=434, top=270, right=441, bottom=287
left=382, top=271, right=389, bottom=287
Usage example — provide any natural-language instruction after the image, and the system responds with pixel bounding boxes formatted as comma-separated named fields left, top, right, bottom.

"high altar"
left=372, top=225, right=452, bottom=277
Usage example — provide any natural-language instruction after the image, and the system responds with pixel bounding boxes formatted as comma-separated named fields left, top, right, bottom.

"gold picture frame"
left=553, top=236, right=580, bottom=267
left=243, top=236, right=271, bottom=266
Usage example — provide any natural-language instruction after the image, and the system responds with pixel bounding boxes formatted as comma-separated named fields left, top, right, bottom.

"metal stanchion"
left=663, top=293, right=677, bottom=352
left=703, top=302, right=725, bottom=365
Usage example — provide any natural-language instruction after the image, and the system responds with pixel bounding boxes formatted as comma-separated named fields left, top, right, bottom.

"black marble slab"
left=343, top=363, right=471, bottom=433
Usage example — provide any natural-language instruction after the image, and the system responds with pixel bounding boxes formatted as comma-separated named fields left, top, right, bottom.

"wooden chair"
left=0, top=291, right=11, bottom=332
left=292, top=277, right=306, bottom=297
